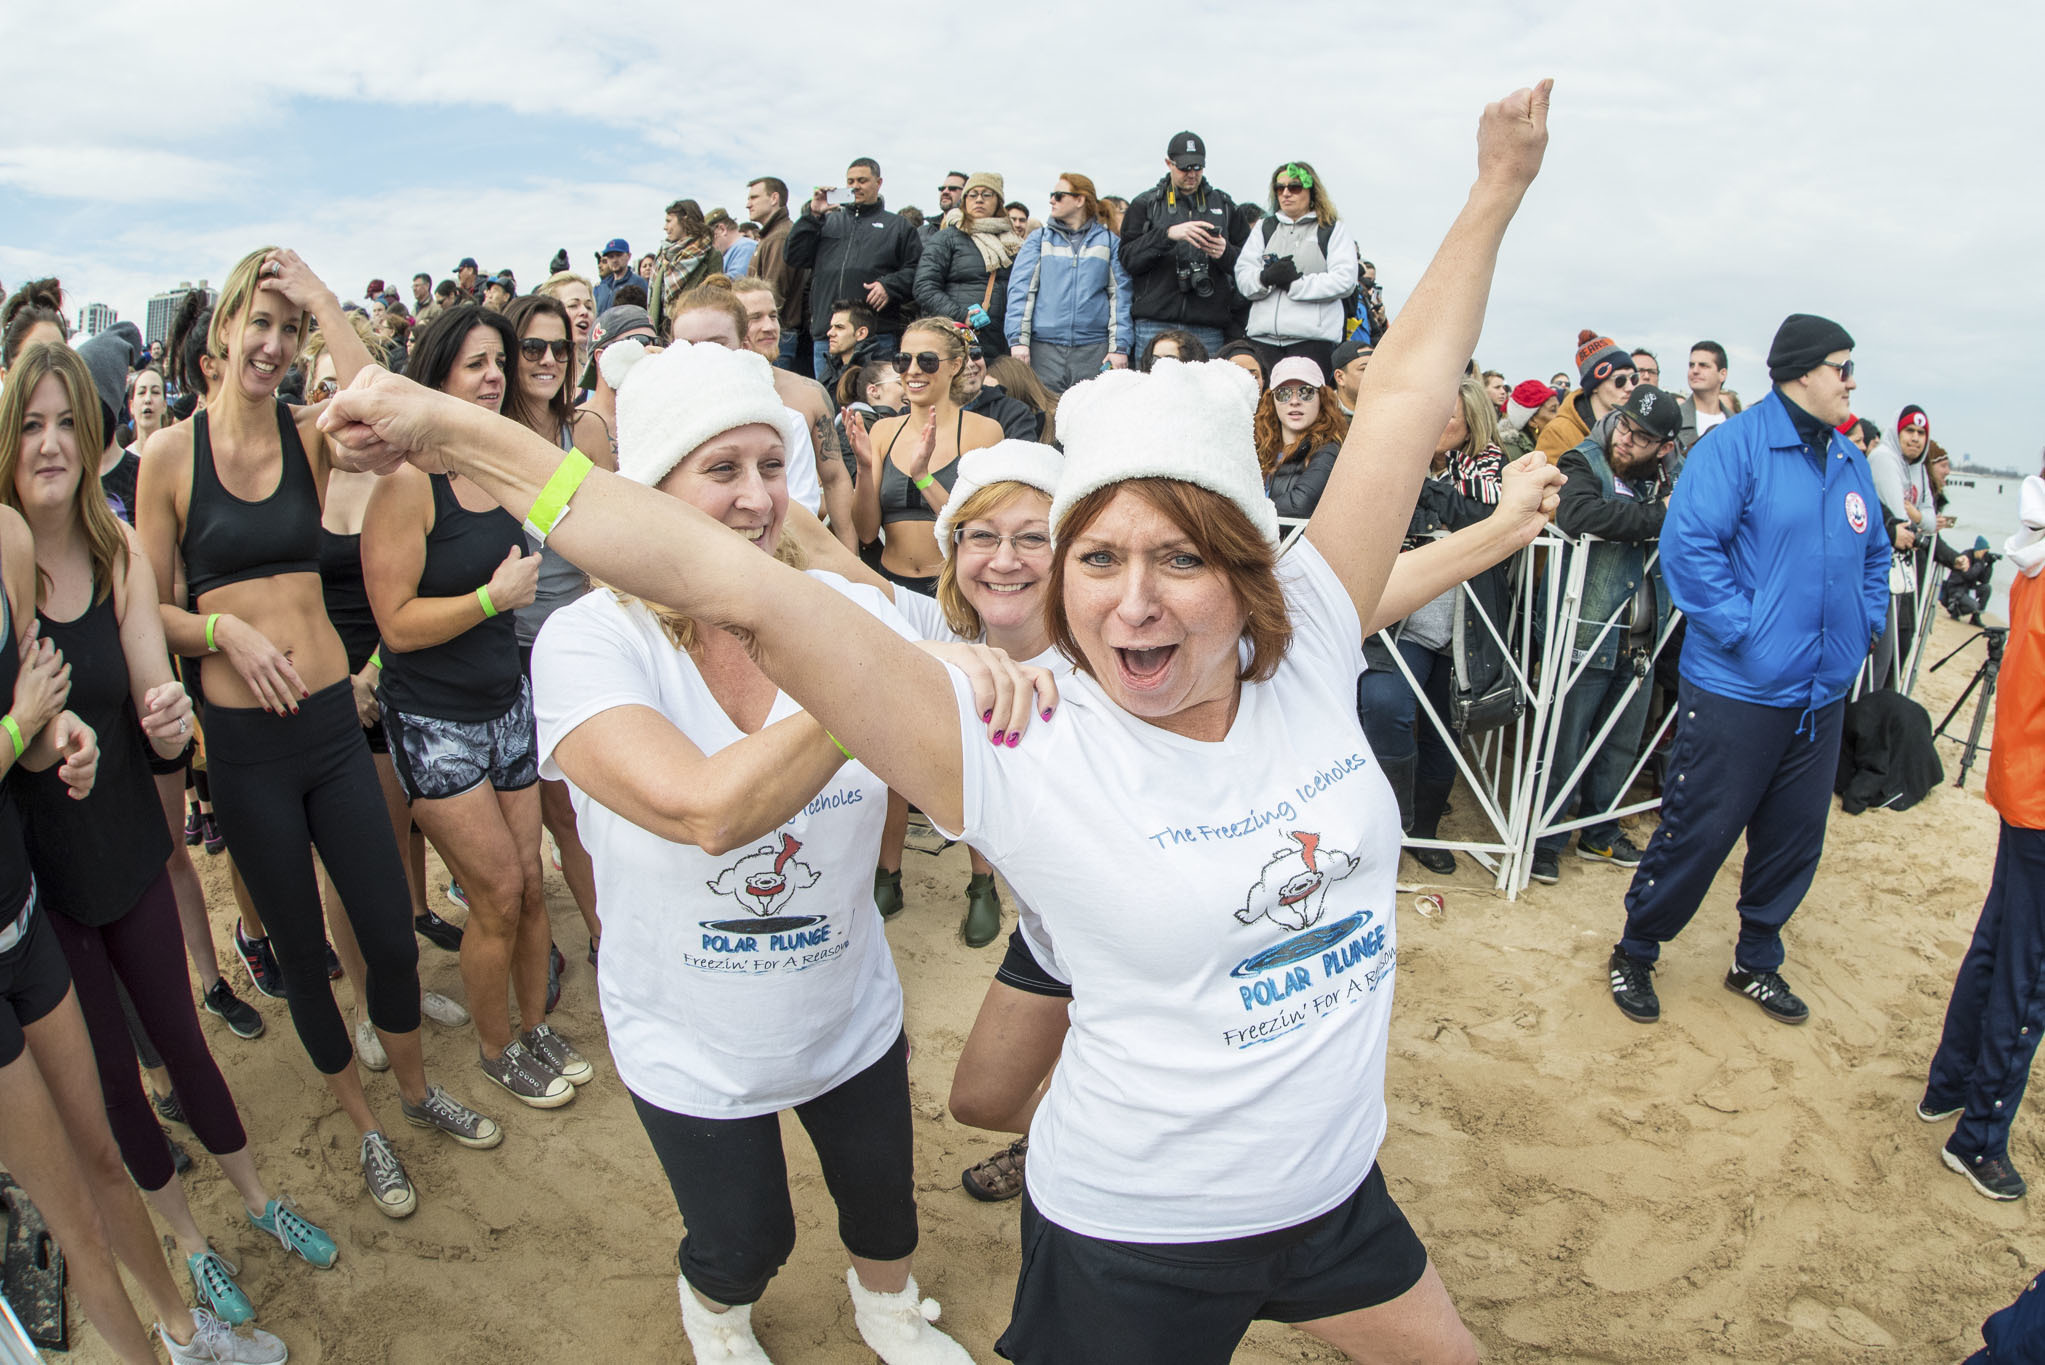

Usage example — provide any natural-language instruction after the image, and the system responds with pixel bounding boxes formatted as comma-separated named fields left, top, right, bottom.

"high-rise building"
left=144, top=280, right=213, bottom=351
left=76, top=302, right=115, bottom=338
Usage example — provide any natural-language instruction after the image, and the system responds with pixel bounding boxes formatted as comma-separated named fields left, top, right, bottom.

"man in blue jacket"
left=1607, top=314, right=1887, bottom=1026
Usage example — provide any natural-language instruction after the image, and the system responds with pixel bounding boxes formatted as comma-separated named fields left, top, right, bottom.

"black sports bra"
left=181, top=402, right=322, bottom=603
left=877, top=410, right=965, bottom=524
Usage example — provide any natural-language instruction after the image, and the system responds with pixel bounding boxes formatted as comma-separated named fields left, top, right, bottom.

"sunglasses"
left=967, top=348, right=984, bottom=361
left=1610, top=372, right=1640, bottom=389
left=892, top=351, right=944, bottom=374
left=1274, top=182, right=1308, bottom=194
left=311, top=377, right=338, bottom=399
left=1817, top=358, right=1856, bottom=380
left=519, top=338, right=573, bottom=363
left=1272, top=385, right=1318, bottom=404
left=1049, top=190, right=1080, bottom=202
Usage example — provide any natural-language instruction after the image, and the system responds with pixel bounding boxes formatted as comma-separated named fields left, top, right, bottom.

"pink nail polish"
left=1041, top=709, right=1053, bottom=721
left=1005, top=731, right=1020, bottom=748
left=990, top=730, right=1004, bottom=746
left=982, top=710, right=993, bottom=722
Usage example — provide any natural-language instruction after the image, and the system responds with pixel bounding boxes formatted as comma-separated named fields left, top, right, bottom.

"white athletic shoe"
left=846, top=1267, right=973, bottom=1364
left=678, top=1276, right=775, bottom=1363
left=421, top=991, right=470, bottom=1028
left=159, top=1306, right=288, bottom=1363
left=354, top=1018, right=389, bottom=1072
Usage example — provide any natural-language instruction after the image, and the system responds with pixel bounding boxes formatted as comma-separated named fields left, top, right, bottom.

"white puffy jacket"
left=1233, top=212, right=1359, bottom=345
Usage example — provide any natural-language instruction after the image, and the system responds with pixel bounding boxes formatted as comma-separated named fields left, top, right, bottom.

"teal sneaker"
left=249, top=1196, right=338, bottom=1269
left=186, top=1245, right=255, bottom=1325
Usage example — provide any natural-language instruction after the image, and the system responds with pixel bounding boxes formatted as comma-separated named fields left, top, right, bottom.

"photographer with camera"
left=1920, top=468, right=2045, bottom=1201
left=1119, top=131, right=1250, bottom=360
left=1944, top=536, right=1998, bottom=624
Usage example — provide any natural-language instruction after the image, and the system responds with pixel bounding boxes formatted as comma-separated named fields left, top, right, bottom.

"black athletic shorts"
left=385, top=680, right=539, bottom=804
left=0, top=897, right=72, bottom=1069
left=995, top=929, right=1071, bottom=999
left=995, top=1163, right=1428, bottom=1365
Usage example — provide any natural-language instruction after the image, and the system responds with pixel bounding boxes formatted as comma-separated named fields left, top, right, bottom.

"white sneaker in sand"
left=421, top=991, right=470, bottom=1027
left=354, top=1018, right=389, bottom=1071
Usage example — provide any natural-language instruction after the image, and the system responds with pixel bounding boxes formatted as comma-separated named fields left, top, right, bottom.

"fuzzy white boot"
left=678, top=1275, right=775, bottom=1364
left=845, top=1267, right=975, bottom=1364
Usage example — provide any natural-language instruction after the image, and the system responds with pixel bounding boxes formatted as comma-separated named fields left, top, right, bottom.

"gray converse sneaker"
left=358, top=1131, right=416, bottom=1219
left=401, top=1084, right=507, bottom=1146
left=522, top=1024, right=594, bottom=1086
left=478, top=1041, right=575, bottom=1109
left=159, top=1306, right=288, bottom=1364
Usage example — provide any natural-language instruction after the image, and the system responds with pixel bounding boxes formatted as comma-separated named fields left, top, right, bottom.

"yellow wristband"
left=525, top=447, right=595, bottom=544
left=913, top=473, right=936, bottom=491
left=205, top=613, right=221, bottom=653
left=476, top=586, right=498, bottom=619
left=0, top=716, right=21, bottom=761
left=826, top=730, right=854, bottom=763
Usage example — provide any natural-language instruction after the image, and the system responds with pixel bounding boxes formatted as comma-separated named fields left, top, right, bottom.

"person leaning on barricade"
left=1606, top=314, right=1888, bottom=1027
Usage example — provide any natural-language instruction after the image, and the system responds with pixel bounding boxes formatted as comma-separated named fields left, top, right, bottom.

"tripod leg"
left=1936, top=667, right=1984, bottom=742
left=1956, top=659, right=1999, bottom=789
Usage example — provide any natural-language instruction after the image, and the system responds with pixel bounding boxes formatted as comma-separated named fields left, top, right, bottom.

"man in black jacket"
left=785, top=157, right=922, bottom=376
left=1120, top=131, right=1250, bottom=359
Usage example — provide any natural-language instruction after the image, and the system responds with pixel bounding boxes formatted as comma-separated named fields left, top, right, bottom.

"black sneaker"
left=1408, top=845, right=1457, bottom=876
left=1529, top=848, right=1561, bottom=885
left=1724, top=966, right=1809, bottom=1025
left=166, top=1129, right=193, bottom=1175
left=414, top=910, right=463, bottom=952
left=233, top=921, right=286, bottom=1000
left=1608, top=948, right=1659, bottom=1023
left=201, top=812, right=225, bottom=856
left=184, top=806, right=203, bottom=847
left=1577, top=834, right=1643, bottom=867
left=153, top=1089, right=189, bottom=1126
left=203, top=979, right=265, bottom=1040
left=1916, top=1095, right=1962, bottom=1123
left=324, top=942, right=343, bottom=981
left=1942, top=1142, right=2026, bottom=1201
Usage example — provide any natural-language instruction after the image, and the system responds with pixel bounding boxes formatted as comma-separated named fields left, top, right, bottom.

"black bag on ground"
left=1834, top=689, right=1945, bottom=814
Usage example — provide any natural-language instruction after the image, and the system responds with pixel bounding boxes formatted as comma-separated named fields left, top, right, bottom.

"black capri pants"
left=203, top=680, right=420, bottom=1073
left=629, top=1030, right=919, bottom=1306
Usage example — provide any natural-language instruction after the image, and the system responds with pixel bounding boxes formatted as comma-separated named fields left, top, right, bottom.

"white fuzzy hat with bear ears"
left=598, top=338, right=800, bottom=488
left=1047, top=358, right=1279, bottom=545
left=932, top=441, right=1065, bottom=560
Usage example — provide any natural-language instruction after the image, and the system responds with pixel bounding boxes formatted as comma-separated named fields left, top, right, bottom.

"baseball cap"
left=456, top=257, right=478, bottom=271
left=1166, top=132, right=1206, bottom=169
left=602, top=238, right=630, bottom=256
left=582, top=304, right=658, bottom=390
left=1330, top=334, right=1374, bottom=371
left=1618, top=385, right=1680, bottom=443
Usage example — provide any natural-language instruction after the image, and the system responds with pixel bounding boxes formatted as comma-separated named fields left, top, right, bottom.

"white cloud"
left=0, top=146, right=237, bottom=201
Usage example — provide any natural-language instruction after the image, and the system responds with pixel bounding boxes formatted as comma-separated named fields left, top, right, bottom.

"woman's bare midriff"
left=193, top=572, right=350, bottom=709
left=880, top=519, right=945, bottom=580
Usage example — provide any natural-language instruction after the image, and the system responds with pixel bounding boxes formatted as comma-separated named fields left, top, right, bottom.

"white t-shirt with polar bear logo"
left=933, top=538, right=1401, bottom=1242
left=531, top=572, right=913, bottom=1118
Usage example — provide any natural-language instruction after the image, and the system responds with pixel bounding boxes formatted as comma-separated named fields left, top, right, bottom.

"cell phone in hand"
left=825, top=188, right=850, bottom=207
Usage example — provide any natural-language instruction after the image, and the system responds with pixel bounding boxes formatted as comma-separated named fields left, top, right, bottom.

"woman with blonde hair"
left=537, top=270, right=598, bottom=379
left=1234, top=160, right=1358, bottom=377
left=915, top=172, right=1021, bottom=357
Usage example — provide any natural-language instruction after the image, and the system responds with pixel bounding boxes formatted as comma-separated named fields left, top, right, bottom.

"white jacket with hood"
left=1868, top=432, right=1936, bottom=534
left=1233, top=212, right=1359, bottom=345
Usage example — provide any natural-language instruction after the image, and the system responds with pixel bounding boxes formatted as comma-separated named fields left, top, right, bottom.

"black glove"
left=1260, top=257, right=1302, bottom=289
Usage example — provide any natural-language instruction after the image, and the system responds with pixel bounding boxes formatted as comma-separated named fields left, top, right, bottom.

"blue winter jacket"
left=1661, top=389, right=1889, bottom=714
left=1004, top=220, right=1132, bottom=352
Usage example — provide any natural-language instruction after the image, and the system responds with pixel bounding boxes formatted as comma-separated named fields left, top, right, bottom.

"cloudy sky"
left=5, top=1, right=2038, bottom=468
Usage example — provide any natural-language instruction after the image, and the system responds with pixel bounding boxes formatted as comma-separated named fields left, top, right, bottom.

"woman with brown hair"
left=1004, top=173, right=1133, bottom=395
left=1234, top=160, right=1358, bottom=378
left=915, top=171, right=1021, bottom=357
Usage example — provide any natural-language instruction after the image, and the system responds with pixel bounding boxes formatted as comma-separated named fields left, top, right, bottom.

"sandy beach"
left=43, top=609, right=2027, bottom=1364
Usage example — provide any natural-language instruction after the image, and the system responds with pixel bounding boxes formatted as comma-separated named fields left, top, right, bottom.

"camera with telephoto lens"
left=1175, top=251, right=1215, bottom=298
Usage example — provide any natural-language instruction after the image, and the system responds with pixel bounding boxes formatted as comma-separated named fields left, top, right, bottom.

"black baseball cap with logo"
left=1620, top=385, right=1681, bottom=442
left=1167, top=132, right=1206, bottom=169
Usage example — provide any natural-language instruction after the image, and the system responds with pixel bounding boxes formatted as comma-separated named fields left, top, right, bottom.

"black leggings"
left=630, top=1031, right=918, bottom=1306
left=204, top=680, right=420, bottom=1073
left=46, top=872, right=246, bottom=1192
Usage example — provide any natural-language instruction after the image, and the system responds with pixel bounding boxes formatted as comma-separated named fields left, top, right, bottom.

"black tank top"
left=18, top=595, right=169, bottom=926
left=318, top=529, right=379, bottom=673
left=181, top=403, right=322, bottom=603
left=0, top=578, right=32, bottom=922
left=877, top=411, right=965, bottom=524
left=377, top=474, right=524, bottom=722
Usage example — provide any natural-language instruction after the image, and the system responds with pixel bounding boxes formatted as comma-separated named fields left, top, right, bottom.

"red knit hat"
left=1898, top=404, right=1929, bottom=434
left=1510, top=380, right=1555, bottom=409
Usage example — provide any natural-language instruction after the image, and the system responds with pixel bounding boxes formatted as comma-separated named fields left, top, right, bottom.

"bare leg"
left=948, top=981, right=1067, bottom=1133
left=229, top=857, right=266, bottom=940
left=850, top=1254, right=911, bottom=1294
left=409, top=784, right=534, bottom=1058
left=502, top=787, right=550, bottom=1034
left=1297, top=1260, right=1478, bottom=1365
left=540, top=777, right=600, bottom=944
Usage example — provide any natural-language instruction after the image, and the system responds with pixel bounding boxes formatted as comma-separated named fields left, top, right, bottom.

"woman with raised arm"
left=136, top=248, right=500, bottom=1224
left=529, top=338, right=1043, bottom=1364
left=6, top=342, right=340, bottom=1327
left=324, top=82, right=1554, bottom=1364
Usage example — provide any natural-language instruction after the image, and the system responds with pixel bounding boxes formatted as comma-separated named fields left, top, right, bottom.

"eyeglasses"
left=519, top=338, right=573, bottom=363
left=1274, top=182, right=1308, bottom=194
left=1816, top=358, right=1856, bottom=381
left=954, top=529, right=1052, bottom=555
left=1619, top=420, right=1669, bottom=447
left=892, top=351, right=943, bottom=374
left=1272, top=385, right=1318, bottom=404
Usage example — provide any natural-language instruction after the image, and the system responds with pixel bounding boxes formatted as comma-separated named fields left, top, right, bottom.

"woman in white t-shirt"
left=322, top=82, right=1556, bottom=1365
left=525, top=339, right=1047, bottom=1365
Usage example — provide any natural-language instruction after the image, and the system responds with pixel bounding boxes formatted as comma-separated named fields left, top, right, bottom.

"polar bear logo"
left=706, top=833, right=822, bottom=918
left=1235, top=831, right=1359, bottom=932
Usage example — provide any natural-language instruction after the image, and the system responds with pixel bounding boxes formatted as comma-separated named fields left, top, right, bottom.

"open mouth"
left=1114, top=645, right=1177, bottom=690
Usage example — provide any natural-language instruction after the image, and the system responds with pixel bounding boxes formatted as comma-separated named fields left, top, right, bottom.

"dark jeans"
left=1357, top=639, right=1456, bottom=791
left=1131, top=320, right=1225, bottom=360
left=1925, top=823, right=2045, bottom=1161
left=1537, top=658, right=1652, bottom=855
left=630, top=1031, right=917, bottom=1306
left=1619, top=678, right=1844, bottom=973
left=47, top=871, right=246, bottom=1192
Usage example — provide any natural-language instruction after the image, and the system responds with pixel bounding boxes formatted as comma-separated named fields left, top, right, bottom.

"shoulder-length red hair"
left=1252, top=386, right=1348, bottom=477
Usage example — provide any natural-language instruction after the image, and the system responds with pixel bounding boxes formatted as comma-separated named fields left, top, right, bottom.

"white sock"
left=677, top=1275, right=775, bottom=1364
left=845, top=1267, right=975, bottom=1364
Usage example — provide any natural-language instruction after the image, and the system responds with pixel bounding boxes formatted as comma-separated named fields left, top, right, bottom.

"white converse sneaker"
left=159, top=1306, right=288, bottom=1363
left=421, top=991, right=470, bottom=1027
left=845, top=1267, right=973, bottom=1364
left=678, top=1275, right=775, bottom=1363
left=354, top=1018, right=389, bottom=1071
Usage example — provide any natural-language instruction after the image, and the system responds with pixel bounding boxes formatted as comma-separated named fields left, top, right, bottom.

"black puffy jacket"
left=916, top=227, right=1009, bottom=355
left=785, top=198, right=923, bottom=337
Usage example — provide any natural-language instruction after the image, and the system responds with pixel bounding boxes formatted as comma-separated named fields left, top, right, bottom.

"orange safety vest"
left=1987, top=568, right=2045, bottom=829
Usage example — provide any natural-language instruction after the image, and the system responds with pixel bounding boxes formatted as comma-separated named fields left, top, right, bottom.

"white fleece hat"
left=598, top=338, right=799, bottom=488
left=932, top=441, right=1065, bottom=559
left=1048, top=358, right=1279, bottom=545
left=2007, top=474, right=2045, bottom=579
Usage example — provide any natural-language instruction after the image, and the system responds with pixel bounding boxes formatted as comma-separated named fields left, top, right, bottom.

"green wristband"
left=913, top=473, right=936, bottom=491
left=476, top=586, right=498, bottom=619
left=205, top=613, right=221, bottom=653
left=826, top=730, right=854, bottom=763
left=0, top=715, right=21, bottom=761
left=367, top=651, right=382, bottom=671
left=524, top=447, right=595, bottom=544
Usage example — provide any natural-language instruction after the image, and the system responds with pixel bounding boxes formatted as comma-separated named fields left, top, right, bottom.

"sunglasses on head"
left=892, top=351, right=944, bottom=374
left=519, top=338, right=573, bottom=363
